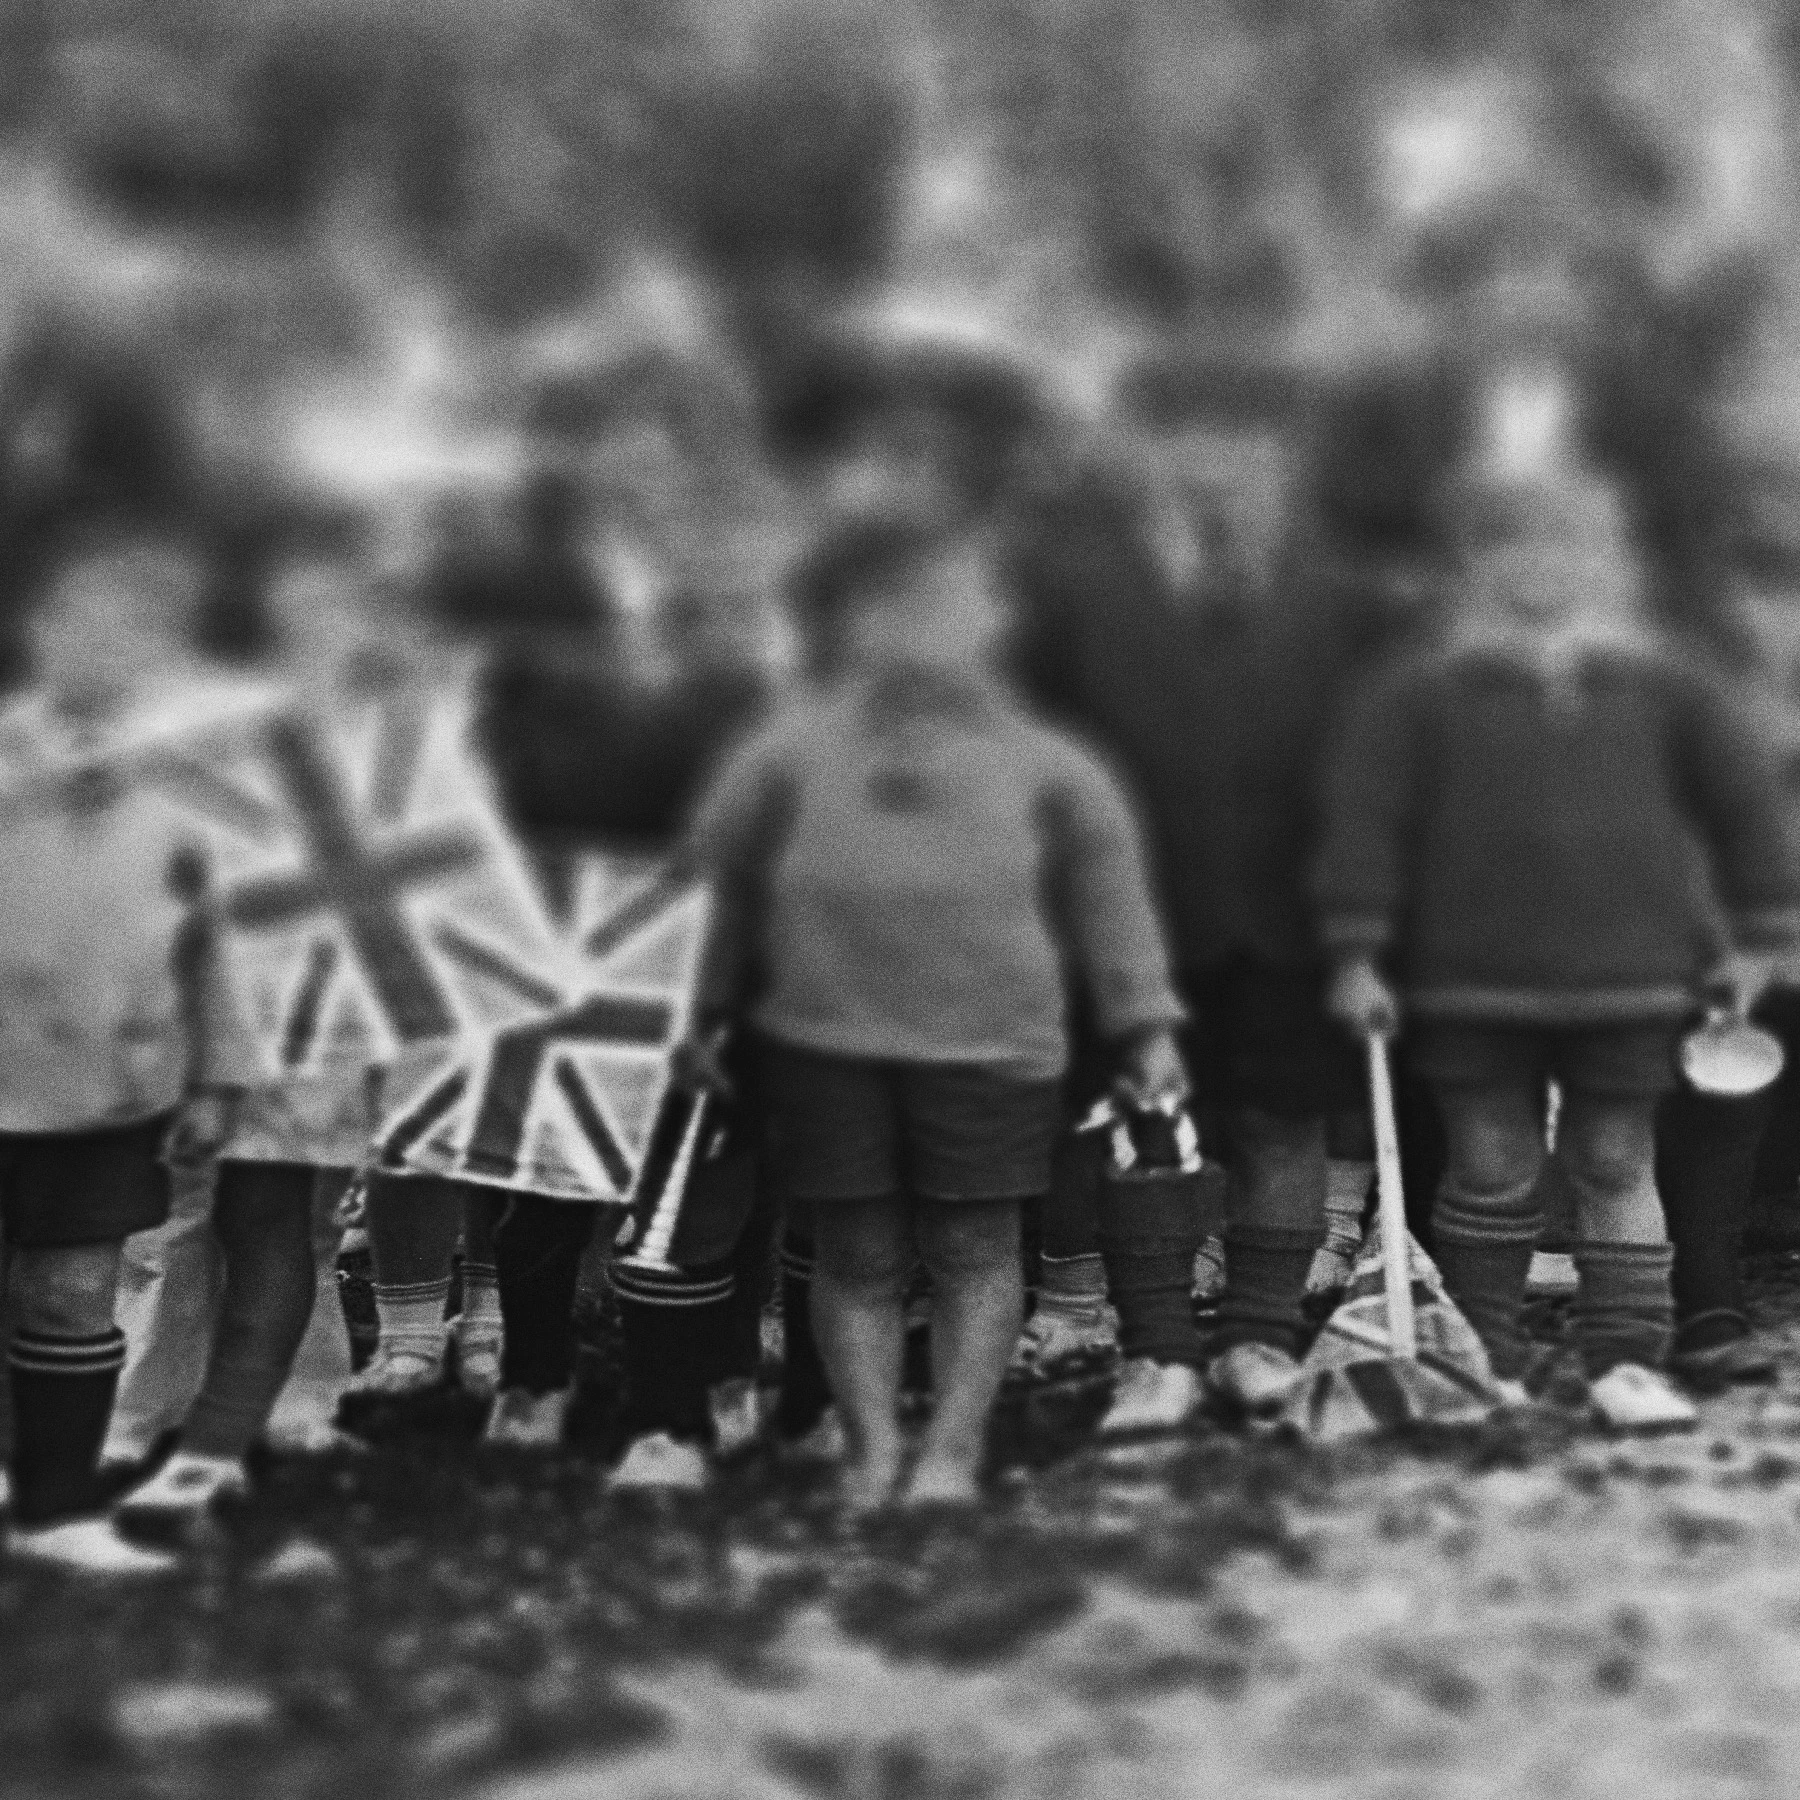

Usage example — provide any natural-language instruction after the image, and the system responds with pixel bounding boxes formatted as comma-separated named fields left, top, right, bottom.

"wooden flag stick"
left=620, top=1091, right=708, bottom=1274
left=1366, top=1033, right=1417, bottom=1360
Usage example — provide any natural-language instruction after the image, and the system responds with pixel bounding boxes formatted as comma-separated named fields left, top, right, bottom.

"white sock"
left=374, top=1280, right=449, bottom=1360
left=459, top=1262, right=502, bottom=1333
left=1324, top=1160, right=1373, bottom=1255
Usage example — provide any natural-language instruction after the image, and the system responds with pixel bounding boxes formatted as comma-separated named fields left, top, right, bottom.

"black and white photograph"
left=5, top=1, right=1800, bottom=1795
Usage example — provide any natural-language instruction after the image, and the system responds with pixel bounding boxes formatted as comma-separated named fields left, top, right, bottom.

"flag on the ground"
left=152, top=686, right=563, bottom=1084
left=375, top=850, right=711, bottom=1205
left=1283, top=1227, right=1502, bottom=1441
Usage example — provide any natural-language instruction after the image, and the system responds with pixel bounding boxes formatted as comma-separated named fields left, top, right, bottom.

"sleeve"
left=668, top=722, right=799, bottom=1027
left=168, top=843, right=264, bottom=1092
left=1310, top=657, right=1433, bottom=959
left=1669, top=663, right=1800, bottom=952
left=1038, top=736, right=1185, bottom=1040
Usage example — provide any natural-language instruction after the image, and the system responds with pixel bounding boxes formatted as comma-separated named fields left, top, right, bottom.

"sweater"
left=679, top=673, right=1183, bottom=1080
left=0, top=680, right=264, bottom=1133
left=1008, top=474, right=1417, bottom=972
left=1312, top=642, right=1800, bottom=1024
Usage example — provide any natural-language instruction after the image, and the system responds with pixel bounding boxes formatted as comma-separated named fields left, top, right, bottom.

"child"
left=0, top=520, right=261, bottom=1574
left=680, top=513, right=1186, bottom=1510
left=1316, top=469, right=1799, bottom=1429
left=112, top=544, right=505, bottom=1530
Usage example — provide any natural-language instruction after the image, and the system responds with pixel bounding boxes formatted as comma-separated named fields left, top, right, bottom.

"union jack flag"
left=151, top=685, right=564, bottom=1084
left=374, top=851, right=711, bottom=1205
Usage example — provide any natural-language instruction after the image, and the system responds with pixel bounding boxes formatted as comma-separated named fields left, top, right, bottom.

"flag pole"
left=1366, top=1032, right=1417, bottom=1359
left=619, top=1089, right=708, bottom=1274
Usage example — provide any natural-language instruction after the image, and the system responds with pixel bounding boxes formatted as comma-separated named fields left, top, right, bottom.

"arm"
left=1037, top=742, right=1185, bottom=1050
left=1670, top=663, right=1800, bottom=954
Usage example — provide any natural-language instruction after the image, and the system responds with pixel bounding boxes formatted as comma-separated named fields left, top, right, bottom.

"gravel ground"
left=11, top=1259, right=1800, bottom=1800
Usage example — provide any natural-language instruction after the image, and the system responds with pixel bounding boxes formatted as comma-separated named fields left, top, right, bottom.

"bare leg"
left=810, top=1197, right=912, bottom=1513
left=904, top=1199, right=1023, bottom=1506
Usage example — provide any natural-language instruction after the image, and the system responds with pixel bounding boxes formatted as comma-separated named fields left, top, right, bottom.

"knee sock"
left=1036, top=1251, right=1108, bottom=1315
left=1430, top=1180, right=1542, bottom=1381
left=373, top=1279, right=450, bottom=1365
left=458, top=1261, right=502, bottom=1335
left=1324, top=1160, right=1372, bottom=1259
left=611, top=1258, right=736, bottom=1444
left=1098, top=1174, right=1207, bottom=1367
left=777, top=1230, right=832, bottom=1436
left=493, top=1198, right=594, bottom=1395
left=1212, top=1226, right=1321, bottom=1358
left=9, top=1325, right=128, bottom=1526
left=1570, top=1240, right=1676, bottom=1377
left=184, top=1164, right=317, bottom=1460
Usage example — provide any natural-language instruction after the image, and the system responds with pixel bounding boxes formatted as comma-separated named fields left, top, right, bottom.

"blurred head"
left=29, top=521, right=208, bottom=713
left=1449, top=471, right=1641, bottom=637
left=793, top=514, right=1008, bottom=683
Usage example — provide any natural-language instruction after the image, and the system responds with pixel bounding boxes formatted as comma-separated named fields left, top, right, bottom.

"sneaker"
left=608, top=1431, right=710, bottom=1492
left=1206, top=1341, right=1305, bottom=1418
left=1098, top=1357, right=1203, bottom=1437
left=781, top=1406, right=849, bottom=1465
left=450, top=1318, right=504, bottom=1401
left=1589, top=1363, right=1700, bottom=1434
left=340, top=1340, right=445, bottom=1401
left=1526, top=1251, right=1580, bottom=1297
left=7, top=1517, right=181, bottom=1577
left=1009, top=1299, right=1120, bottom=1381
left=481, top=1387, right=571, bottom=1448
left=1305, top=1243, right=1358, bottom=1297
left=114, top=1453, right=249, bottom=1535
left=709, top=1378, right=766, bottom=1459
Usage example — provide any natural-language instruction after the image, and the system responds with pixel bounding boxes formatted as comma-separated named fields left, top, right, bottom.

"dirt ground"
left=12, top=1263, right=1800, bottom=1800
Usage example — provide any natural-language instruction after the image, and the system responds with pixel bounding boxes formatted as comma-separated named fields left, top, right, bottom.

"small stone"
left=250, top=1537, right=342, bottom=1585
left=113, top=1681, right=278, bottom=1747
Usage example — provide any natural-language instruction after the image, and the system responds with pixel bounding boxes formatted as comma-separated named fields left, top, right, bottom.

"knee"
left=813, top=1203, right=913, bottom=1296
left=11, top=1244, right=123, bottom=1336
left=1560, top=1106, right=1655, bottom=1199
left=916, top=1201, right=1022, bottom=1283
left=1442, top=1101, right=1543, bottom=1199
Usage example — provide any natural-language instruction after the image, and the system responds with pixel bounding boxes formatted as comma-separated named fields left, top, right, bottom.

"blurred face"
left=32, top=543, right=203, bottom=713
left=1467, top=533, right=1637, bottom=636
left=841, top=543, right=1006, bottom=678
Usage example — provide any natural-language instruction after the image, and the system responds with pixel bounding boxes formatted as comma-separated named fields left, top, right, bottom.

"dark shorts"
left=1409, top=1022, right=1680, bottom=1098
left=0, top=1111, right=176, bottom=1250
left=754, top=1039, right=1062, bottom=1204
left=1180, top=956, right=1360, bottom=1119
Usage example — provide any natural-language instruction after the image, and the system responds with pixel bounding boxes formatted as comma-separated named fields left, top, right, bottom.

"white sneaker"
left=482, top=1387, right=571, bottom=1448
left=1098, top=1357, right=1203, bottom=1437
left=8, top=1517, right=181, bottom=1577
left=1589, top=1363, right=1699, bottom=1434
left=114, top=1453, right=249, bottom=1532
left=1206, top=1341, right=1305, bottom=1417
left=1526, top=1251, right=1580, bottom=1297
left=450, top=1317, right=504, bottom=1401
left=1009, top=1299, right=1120, bottom=1379
left=342, top=1340, right=445, bottom=1400
left=608, top=1431, right=710, bottom=1492
left=709, top=1378, right=766, bottom=1459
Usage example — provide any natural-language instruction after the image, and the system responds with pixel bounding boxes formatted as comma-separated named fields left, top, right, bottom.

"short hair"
left=789, top=511, right=975, bottom=676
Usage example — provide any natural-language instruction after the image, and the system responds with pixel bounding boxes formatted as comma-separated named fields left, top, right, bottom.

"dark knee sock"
left=1097, top=1170, right=1206, bottom=1366
left=777, top=1229, right=832, bottom=1435
left=611, top=1258, right=736, bottom=1445
left=9, top=1325, right=128, bottom=1525
left=1657, top=1086, right=1770, bottom=1348
left=493, top=1197, right=595, bottom=1395
left=1430, top=1182, right=1542, bottom=1381
left=184, top=1162, right=317, bottom=1459
left=1570, top=1240, right=1676, bottom=1377
left=1212, top=1226, right=1321, bottom=1359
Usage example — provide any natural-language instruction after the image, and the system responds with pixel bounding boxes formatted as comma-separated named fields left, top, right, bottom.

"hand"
left=1327, top=957, right=1401, bottom=1041
left=671, top=1028, right=734, bottom=1100
left=1704, top=950, right=1776, bottom=1024
left=166, top=1087, right=239, bottom=1163
left=1115, top=1025, right=1190, bottom=1111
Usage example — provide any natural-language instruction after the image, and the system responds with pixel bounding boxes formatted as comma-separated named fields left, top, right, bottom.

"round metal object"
left=1679, top=1017, right=1786, bottom=1097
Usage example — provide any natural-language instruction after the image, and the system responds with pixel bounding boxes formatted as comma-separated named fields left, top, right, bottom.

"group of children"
left=1, top=423, right=1796, bottom=1575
